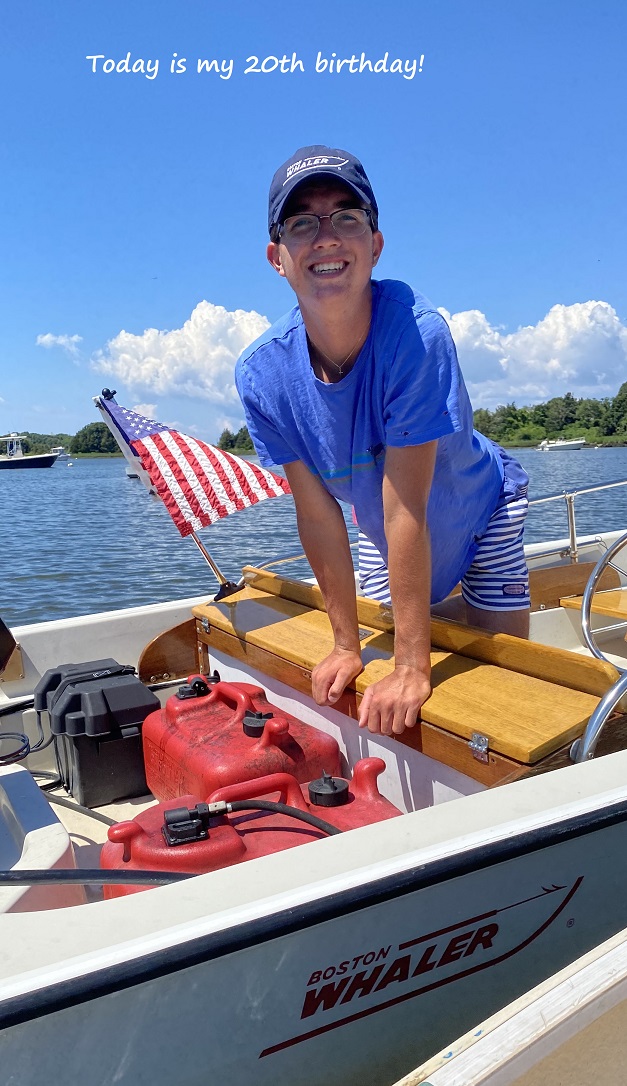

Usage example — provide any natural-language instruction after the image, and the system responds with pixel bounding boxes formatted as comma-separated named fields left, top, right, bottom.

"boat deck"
left=190, top=567, right=621, bottom=786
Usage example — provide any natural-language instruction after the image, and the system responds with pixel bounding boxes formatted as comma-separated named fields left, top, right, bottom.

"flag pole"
left=190, top=532, right=242, bottom=601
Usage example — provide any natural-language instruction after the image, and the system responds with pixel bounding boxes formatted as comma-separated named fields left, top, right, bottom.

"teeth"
left=312, top=262, right=344, bottom=273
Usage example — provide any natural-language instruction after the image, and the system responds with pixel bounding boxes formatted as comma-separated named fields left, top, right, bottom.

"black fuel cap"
left=176, top=678, right=210, bottom=700
left=242, top=710, right=274, bottom=737
left=308, top=772, right=350, bottom=808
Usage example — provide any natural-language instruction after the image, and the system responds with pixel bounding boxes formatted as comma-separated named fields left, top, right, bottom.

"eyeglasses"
left=278, top=208, right=373, bottom=243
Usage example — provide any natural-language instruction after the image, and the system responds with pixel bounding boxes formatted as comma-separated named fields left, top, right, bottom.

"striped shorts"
left=357, top=495, right=530, bottom=613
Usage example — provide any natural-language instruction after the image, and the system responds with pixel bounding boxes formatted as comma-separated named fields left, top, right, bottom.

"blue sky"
left=1, top=0, right=625, bottom=443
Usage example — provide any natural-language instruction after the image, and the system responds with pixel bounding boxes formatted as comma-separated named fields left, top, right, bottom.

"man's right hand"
left=311, top=647, right=364, bottom=707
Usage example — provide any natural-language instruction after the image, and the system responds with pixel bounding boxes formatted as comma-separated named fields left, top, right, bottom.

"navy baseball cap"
left=268, top=145, right=378, bottom=234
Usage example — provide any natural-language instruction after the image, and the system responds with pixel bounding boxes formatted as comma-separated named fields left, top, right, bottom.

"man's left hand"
left=358, top=665, right=431, bottom=736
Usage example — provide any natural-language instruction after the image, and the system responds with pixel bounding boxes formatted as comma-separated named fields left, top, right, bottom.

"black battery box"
left=34, top=658, right=160, bottom=808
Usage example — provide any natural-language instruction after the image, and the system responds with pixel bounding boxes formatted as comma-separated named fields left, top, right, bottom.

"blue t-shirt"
left=236, top=279, right=504, bottom=603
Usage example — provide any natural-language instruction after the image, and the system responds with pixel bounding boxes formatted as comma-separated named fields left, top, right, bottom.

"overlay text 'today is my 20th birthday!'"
left=85, top=51, right=425, bottom=82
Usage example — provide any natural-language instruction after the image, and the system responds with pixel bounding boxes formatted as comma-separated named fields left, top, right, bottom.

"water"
left=517, top=446, right=627, bottom=542
left=2, top=449, right=627, bottom=627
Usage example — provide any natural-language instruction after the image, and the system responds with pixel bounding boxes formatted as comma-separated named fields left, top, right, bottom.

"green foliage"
left=490, top=403, right=523, bottom=441
left=528, top=402, right=549, bottom=429
left=8, top=422, right=258, bottom=458
left=604, top=382, right=627, bottom=435
left=560, top=422, right=589, bottom=439
left=504, top=424, right=546, bottom=446
left=70, top=423, right=120, bottom=455
left=472, top=409, right=494, bottom=438
left=473, top=389, right=627, bottom=446
left=217, top=428, right=236, bottom=450
left=597, top=433, right=627, bottom=447
left=575, top=398, right=609, bottom=429
left=544, top=393, right=578, bottom=435
left=217, top=426, right=254, bottom=453
left=20, top=432, right=73, bottom=455
left=233, top=426, right=254, bottom=452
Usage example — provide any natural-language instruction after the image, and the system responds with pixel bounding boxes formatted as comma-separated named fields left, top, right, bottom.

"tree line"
left=18, top=383, right=627, bottom=457
left=20, top=425, right=122, bottom=456
left=216, top=426, right=255, bottom=452
left=20, top=422, right=255, bottom=456
left=473, top=383, right=627, bottom=447
left=19, top=423, right=256, bottom=456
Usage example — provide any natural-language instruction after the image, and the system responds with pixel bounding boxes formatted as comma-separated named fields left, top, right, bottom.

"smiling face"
left=266, top=178, right=384, bottom=314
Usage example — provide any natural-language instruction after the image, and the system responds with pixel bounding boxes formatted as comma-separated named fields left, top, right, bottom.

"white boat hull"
left=3, top=754, right=627, bottom=1084
left=537, top=438, right=586, bottom=451
left=2, top=528, right=627, bottom=1083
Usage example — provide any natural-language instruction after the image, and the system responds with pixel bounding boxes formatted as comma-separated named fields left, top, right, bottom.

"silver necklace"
left=309, top=330, right=365, bottom=376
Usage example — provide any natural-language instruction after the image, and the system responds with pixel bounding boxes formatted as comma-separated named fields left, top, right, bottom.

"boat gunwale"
left=3, top=789, right=627, bottom=1031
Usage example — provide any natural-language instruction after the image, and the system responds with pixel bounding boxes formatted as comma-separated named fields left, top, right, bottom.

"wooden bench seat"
left=192, top=569, right=621, bottom=786
left=241, top=567, right=617, bottom=698
left=561, top=587, right=627, bottom=622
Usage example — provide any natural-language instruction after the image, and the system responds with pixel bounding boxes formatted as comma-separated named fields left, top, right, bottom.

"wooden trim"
left=196, top=620, right=519, bottom=786
left=561, top=588, right=627, bottom=621
left=242, top=566, right=394, bottom=630
left=0, top=644, right=24, bottom=683
left=242, top=566, right=618, bottom=697
left=138, top=618, right=199, bottom=684
left=0, top=616, right=18, bottom=675
left=428, top=619, right=618, bottom=698
left=245, top=562, right=621, bottom=618
left=529, top=560, right=620, bottom=611
left=496, top=712, right=627, bottom=786
left=193, top=592, right=599, bottom=765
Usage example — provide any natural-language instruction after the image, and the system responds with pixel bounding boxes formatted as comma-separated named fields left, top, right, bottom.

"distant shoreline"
left=500, top=440, right=627, bottom=449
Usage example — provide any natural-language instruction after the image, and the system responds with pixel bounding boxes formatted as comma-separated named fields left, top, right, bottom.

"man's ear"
left=267, top=241, right=286, bottom=277
left=372, top=231, right=384, bottom=267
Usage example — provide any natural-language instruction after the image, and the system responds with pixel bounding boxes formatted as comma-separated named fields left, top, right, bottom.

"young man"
left=236, top=145, right=529, bottom=736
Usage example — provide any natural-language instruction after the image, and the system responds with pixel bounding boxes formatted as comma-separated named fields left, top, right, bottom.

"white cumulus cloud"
left=36, top=333, right=83, bottom=360
left=131, top=403, right=157, bottom=420
left=92, top=296, right=626, bottom=415
left=93, top=300, right=269, bottom=404
left=441, top=300, right=627, bottom=410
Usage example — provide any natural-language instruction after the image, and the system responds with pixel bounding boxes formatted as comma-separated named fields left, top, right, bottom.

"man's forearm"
left=283, top=461, right=360, bottom=654
left=385, top=511, right=432, bottom=674
left=297, top=506, right=361, bottom=652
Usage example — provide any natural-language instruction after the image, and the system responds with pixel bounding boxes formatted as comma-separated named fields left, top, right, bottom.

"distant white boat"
left=538, top=438, right=585, bottom=451
left=50, top=446, right=71, bottom=461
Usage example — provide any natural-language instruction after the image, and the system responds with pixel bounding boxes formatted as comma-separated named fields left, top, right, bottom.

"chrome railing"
left=256, top=539, right=360, bottom=573
left=527, top=477, right=627, bottom=562
left=257, top=477, right=627, bottom=572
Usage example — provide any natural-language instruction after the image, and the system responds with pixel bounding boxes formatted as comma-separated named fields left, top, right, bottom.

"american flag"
left=96, top=394, right=291, bottom=538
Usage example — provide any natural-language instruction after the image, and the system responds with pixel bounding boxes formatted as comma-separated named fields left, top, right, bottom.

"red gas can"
left=142, top=677, right=342, bottom=800
left=101, top=758, right=401, bottom=898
